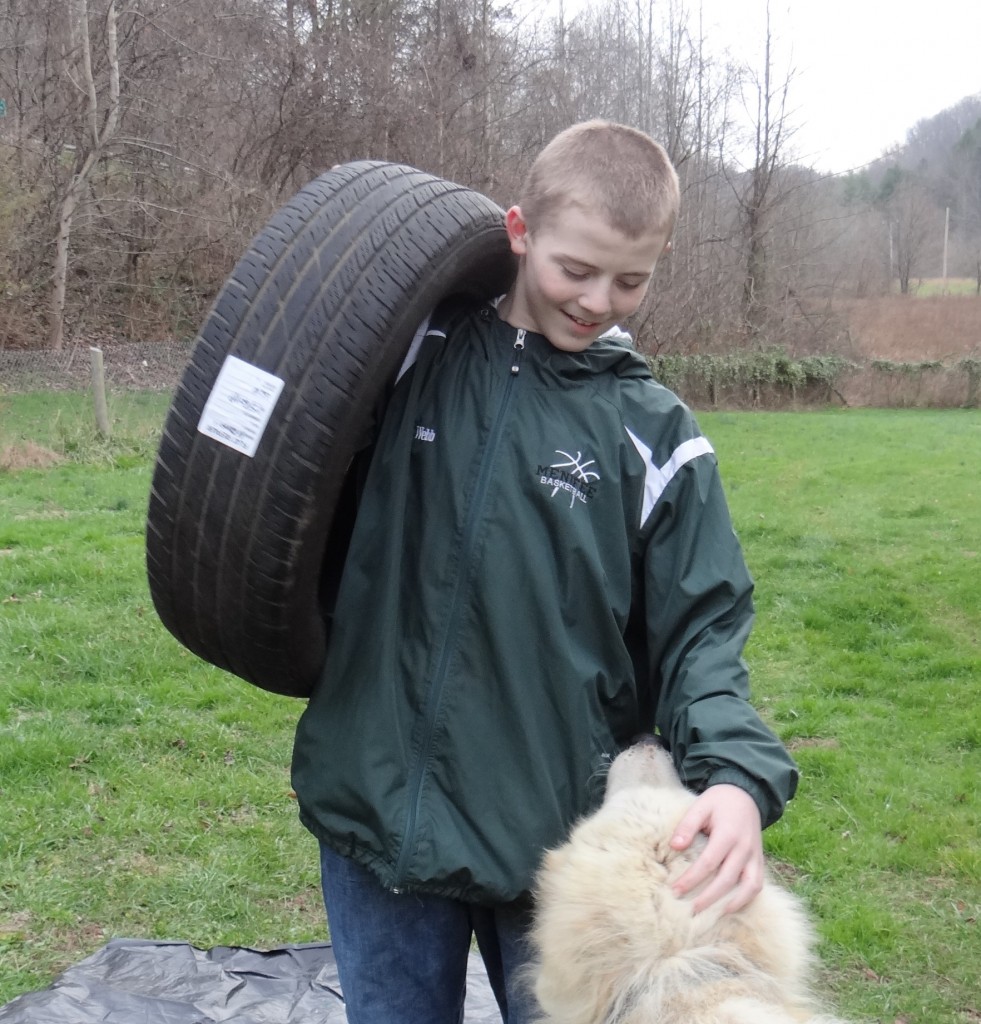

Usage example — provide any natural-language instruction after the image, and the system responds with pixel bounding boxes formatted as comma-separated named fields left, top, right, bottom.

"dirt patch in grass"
left=0, top=441, right=64, bottom=471
left=768, top=859, right=805, bottom=885
left=0, top=911, right=32, bottom=939
left=786, top=737, right=841, bottom=752
left=260, top=888, right=326, bottom=930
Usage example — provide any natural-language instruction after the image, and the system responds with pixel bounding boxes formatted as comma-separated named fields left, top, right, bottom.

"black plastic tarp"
left=0, top=939, right=504, bottom=1023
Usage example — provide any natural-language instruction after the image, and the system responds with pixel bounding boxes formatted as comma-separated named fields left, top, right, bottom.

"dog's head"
left=604, top=736, right=687, bottom=801
left=533, top=742, right=702, bottom=963
left=531, top=747, right=705, bottom=1023
left=542, top=739, right=697, bottom=917
left=532, top=739, right=828, bottom=1024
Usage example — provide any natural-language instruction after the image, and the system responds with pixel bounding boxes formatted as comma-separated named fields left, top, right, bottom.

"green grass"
left=899, top=277, right=980, bottom=297
left=1, top=396, right=979, bottom=1021
left=705, top=408, right=980, bottom=1022
left=0, top=393, right=323, bottom=1002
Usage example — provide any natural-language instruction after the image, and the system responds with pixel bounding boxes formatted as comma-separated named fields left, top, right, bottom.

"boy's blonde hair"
left=519, top=120, right=680, bottom=240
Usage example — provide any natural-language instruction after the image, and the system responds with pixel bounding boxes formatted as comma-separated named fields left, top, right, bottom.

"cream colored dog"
left=530, top=739, right=845, bottom=1024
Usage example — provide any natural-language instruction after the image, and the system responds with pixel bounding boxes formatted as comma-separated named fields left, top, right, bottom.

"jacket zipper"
left=390, top=327, right=526, bottom=892
left=510, top=329, right=525, bottom=374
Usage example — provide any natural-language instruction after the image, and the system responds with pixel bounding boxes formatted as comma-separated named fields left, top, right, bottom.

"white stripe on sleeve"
left=625, top=427, right=715, bottom=528
left=395, top=315, right=440, bottom=383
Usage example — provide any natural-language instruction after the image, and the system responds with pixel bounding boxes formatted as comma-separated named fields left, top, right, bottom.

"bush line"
left=648, top=349, right=980, bottom=408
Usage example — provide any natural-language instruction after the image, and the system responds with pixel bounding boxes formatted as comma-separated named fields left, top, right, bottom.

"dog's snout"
left=629, top=733, right=668, bottom=751
left=604, top=736, right=682, bottom=800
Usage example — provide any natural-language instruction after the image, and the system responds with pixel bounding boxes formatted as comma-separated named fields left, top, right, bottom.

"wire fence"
left=0, top=341, right=195, bottom=395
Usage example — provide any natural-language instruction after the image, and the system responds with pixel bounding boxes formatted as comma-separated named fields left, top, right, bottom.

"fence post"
left=89, top=347, right=111, bottom=437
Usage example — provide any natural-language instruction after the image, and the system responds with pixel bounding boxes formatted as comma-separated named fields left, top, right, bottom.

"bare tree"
left=631, top=3, right=743, bottom=353
left=49, top=0, right=120, bottom=350
left=949, top=117, right=981, bottom=292
left=888, top=173, right=938, bottom=294
left=730, top=1, right=796, bottom=334
left=1, top=0, right=967, bottom=357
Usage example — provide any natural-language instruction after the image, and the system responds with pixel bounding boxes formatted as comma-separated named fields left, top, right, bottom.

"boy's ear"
left=505, top=206, right=529, bottom=256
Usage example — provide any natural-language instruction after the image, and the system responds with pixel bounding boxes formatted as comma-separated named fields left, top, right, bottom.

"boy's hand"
left=669, top=784, right=764, bottom=915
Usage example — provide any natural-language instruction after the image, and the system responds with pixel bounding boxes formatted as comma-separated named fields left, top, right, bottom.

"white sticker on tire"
left=197, top=355, right=286, bottom=458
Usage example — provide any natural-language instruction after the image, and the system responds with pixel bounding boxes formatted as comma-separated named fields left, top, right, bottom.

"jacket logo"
left=537, top=449, right=600, bottom=508
left=414, top=425, right=436, bottom=442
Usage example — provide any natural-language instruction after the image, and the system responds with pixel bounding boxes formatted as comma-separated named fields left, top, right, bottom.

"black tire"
left=146, top=161, right=515, bottom=696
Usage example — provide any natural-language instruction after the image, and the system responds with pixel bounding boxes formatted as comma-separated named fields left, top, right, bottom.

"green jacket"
left=291, top=302, right=798, bottom=903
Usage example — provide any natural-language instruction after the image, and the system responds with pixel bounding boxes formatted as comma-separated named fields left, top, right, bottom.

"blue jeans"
left=319, top=843, right=540, bottom=1024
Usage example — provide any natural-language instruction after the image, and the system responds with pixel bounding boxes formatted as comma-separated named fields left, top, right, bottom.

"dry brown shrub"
left=0, top=441, right=64, bottom=470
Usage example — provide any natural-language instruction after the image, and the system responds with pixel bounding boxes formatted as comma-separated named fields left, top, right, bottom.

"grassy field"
left=903, top=278, right=979, bottom=298
left=1, top=393, right=979, bottom=1022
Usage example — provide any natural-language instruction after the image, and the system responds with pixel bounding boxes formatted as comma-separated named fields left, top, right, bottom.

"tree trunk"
left=48, top=0, right=119, bottom=351
left=49, top=178, right=81, bottom=351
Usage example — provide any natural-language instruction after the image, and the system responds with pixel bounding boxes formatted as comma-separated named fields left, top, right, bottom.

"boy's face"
left=501, top=204, right=670, bottom=352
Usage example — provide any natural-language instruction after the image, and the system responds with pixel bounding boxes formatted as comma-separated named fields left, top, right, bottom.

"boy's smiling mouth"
left=564, top=311, right=601, bottom=328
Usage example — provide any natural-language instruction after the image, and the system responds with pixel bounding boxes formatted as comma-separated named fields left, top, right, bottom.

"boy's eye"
left=617, top=278, right=647, bottom=291
left=560, top=266, right=589, bottom=281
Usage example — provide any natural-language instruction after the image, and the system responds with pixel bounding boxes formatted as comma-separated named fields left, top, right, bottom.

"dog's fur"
left=529, top=740, right=845, bottom=1024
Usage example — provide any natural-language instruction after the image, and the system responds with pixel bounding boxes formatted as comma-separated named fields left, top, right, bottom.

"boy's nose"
left=578, top=282, right=612, bottom=318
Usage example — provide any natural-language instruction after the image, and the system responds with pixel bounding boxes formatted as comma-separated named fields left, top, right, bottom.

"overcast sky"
left=519, top=0, right=981, bottom=175
left=700, top=0, right=981, bottom=173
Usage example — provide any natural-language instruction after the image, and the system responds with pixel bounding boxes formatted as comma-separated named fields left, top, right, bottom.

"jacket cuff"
left=704, top=767, right=779, bottom=829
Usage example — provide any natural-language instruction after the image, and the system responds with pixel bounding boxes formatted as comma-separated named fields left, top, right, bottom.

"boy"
left=291, top=121, right=799, bottom=1024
